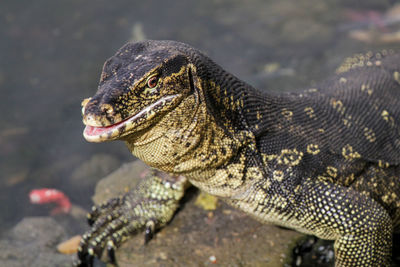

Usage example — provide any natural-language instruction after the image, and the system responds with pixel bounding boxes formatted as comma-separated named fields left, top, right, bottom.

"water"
left=0, top=0, right=399, bottom=264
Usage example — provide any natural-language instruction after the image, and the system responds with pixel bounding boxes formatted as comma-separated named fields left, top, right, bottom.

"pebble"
left=57, top=235, right=82, bottom=254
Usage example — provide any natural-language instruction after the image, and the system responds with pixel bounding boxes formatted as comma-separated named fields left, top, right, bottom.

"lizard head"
left=82, top=40, right=197, bottom=142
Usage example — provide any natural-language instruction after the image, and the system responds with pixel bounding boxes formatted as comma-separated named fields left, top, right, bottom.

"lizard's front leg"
left=74, top=171, right=189, bottom=267
left=228, top=179, right=392, bottom=267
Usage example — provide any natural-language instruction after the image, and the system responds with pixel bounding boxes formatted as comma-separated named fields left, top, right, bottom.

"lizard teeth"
left=83, top=94, right=179, bottom=142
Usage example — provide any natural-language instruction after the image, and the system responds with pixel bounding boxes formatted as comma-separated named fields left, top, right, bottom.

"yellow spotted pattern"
left=276, top=149, right=303, bottom=167
left=306, top=144, right=320, bottom=155
left=342, top=144, right=361, bottom=160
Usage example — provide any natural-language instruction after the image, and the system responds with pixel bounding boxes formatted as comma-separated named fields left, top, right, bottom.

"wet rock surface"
left=0, top=217, right=73, bottom=267
left=70, top=154, right=121, bottom=189
left=114, top=202, right=302, bottom=267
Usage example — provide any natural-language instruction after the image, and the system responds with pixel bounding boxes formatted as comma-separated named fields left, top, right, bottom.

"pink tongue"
left=84, top=125, right=113, bottom=136
left=84, top=115, right=130, bottom=137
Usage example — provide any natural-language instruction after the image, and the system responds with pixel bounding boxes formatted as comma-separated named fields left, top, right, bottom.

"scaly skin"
left=77, top=40, right=400, bottom=266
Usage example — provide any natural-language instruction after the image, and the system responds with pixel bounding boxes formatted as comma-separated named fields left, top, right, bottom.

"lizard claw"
left=144, top=220, right=155, bottom=244
left=106, top=240, right=117, bottom=265
left=74, top=249, right=94, bottom=267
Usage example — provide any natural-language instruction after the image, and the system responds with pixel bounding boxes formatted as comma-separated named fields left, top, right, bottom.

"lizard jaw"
left=83, top=94, right=179, bottom=142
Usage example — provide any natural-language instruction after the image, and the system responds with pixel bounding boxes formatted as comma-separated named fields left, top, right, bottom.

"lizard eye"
left=146, top=76, right=158, bottom=88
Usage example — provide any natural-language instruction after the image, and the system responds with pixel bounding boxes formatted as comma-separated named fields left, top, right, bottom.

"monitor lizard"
left=76, top=40, right=400, bottom=266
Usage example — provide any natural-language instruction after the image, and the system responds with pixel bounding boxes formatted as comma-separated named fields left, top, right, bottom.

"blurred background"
left=1, top=0, right=400, bottom=265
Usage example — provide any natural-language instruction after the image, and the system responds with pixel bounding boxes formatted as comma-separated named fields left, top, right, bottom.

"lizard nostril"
left=101, top=104, right=116, bottom=124
left=101, top=104, right=114, bottom=115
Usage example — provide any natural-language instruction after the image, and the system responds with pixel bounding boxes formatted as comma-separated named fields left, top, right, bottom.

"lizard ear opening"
left=188, top=66, right=195, bottom=94
left=187, top=64, right=203, bottom=106
left=187, top=64, right=202, bottom=96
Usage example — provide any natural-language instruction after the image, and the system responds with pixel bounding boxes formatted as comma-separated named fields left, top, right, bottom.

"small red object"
left=29, top=188, right=71, bottom=214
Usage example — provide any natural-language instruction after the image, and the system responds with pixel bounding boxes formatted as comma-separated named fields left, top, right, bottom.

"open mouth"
left=83, top=94, right=179, bottom=142
left=83, top=116, right=128, bottom=141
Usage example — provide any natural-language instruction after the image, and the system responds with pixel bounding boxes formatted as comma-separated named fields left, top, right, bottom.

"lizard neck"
left=189, top=51, right=282, bottom=138
left=124, top=92, right=243, bottom=175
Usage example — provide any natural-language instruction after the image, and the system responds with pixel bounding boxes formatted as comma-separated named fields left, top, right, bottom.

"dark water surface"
left=1, top=0, right=399, bottom=263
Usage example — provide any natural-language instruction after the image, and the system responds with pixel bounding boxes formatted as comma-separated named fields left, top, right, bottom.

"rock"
left=0, top=217, right=72, bottom=267
left=57, top=235, right=82, bottom=255
left=116, top=200, right=302, bottom=267
left=92, top=160, right=148, bottom=204
left=70, top=153, right=120, bottom=188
